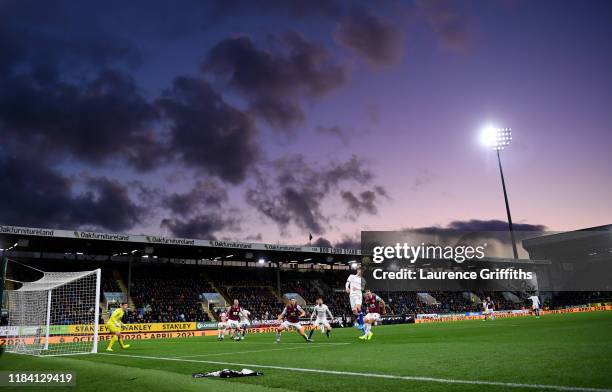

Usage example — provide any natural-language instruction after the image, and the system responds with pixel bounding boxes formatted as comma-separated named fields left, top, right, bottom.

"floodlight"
left=479, top=125, right=518, bottom=259
left=480, top=127, right=512, bottom=150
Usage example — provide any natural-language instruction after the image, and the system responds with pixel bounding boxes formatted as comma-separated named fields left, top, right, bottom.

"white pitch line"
left=98, top=353, right=612, bottom=392
left=175, top=343, right=350, bottom=359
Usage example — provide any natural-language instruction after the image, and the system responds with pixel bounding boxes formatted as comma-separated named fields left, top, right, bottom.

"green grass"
left=1, top=312, right=612, bottom=391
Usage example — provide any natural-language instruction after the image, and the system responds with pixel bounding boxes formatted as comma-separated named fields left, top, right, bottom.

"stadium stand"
left=3, top=258, right=611, bottom=326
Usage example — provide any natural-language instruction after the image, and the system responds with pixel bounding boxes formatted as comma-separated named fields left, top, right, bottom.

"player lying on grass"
left=528, top=292, right=542, bottom=318
left=309, top=297, right=333, bottom=340
left=225, top=299, right=244, bottom=341
left=239, top=308, right=251, bottom=339
left=276, top=298, right=311, bottom=343
left=106, top=302, right=130, bottom=351
left=346, top=266, right=365, bottom=333
left=361, top=290, right=385, bottom=340
left=217, top=311, right=228, bottom=341
left=483, top=296, right=495, bottom=321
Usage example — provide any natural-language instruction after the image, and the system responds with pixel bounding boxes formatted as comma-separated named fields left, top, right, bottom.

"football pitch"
left=1, top=312, right=611, bottom=392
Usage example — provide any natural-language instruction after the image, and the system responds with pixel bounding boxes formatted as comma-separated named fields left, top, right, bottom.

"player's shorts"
left=349, top=292, right=362, bottom=309
left=484, top=308, right=493, bottom=315
left=107, top=323, right=121, bottom=334
left=281, top=321, right=302, bottom=330
left=365, top=313, right=380, bottom=322
left=218, top=321, right=227, bottom=329
left=241, top=320, right=251, bottom=327
left=227, top=319, right=240, bottom=329
left=313, top=318, right=330, bottom=328
left=532, top=305, right=540, bottom=310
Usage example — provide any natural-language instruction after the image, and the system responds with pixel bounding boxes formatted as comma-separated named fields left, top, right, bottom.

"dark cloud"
left=162, top=180, right=229, bottom=217
left=245, top=233, right=263, bottom=241
left=312, top=237, right=333, bottom=247
left=249, top=98, right=305, bottom=130
left=0, top=155, right=144, bottom=231
left=399, top=219, right=547, bottom=257
left=0, top=2, right=165, bottom=173
left=0, top=1, right=143, bottom=72
left=445, top=219, right=546, bottom=232
left=161, top=214, right=238, bottom=239
left=335, top=9, right=404, bottom=66
left=316, top=125, right=348, bottom=145
left=341, top=190, right=379, bottom=219
left=334, top=235, right=360, bottom=250
left=416, top=0, right=470, bottom=51
left=0, top=69, right=162, bottom=171
left=374, top=185, right=389, bottom=198
left=208, top=0, right=343, bottom=21
left=75, top=177, right=147, bottom=232
left=156, top=76, right=260, bottom=184
left=246, top=155, right=373, bottom=235
left=407, top=219, right=547, bottom=235
left=203, top=32, right=347, bottom=131
left=401, top=219, right=547, bottom=252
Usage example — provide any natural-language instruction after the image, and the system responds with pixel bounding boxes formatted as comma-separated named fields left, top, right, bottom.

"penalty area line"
left=98, top=353, right=611, bottom=392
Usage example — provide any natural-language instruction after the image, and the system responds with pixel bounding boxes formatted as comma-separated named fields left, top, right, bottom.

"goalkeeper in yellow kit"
left=106, top=302, right=130, bottom=352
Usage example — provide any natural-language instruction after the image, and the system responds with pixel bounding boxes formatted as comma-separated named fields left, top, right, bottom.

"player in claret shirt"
left=483, top=296, right=495, bottom=321
left=361, top=290, right=385, bottom=341
left=226, top=299, right=244, bottom=340
left=275, top=298, right=311, bottom=343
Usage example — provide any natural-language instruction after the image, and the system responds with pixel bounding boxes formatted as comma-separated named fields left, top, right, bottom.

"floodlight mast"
left=486, top=127, right=519, bottom=260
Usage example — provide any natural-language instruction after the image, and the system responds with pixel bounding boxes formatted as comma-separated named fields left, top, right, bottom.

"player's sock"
left=362, top=321, right=370, bottom=335
left=308, top=329, right=315, bottom=339
left=275, top=331, right=281, bottom=342
left=357, top=312, right=364, bottom=328
left=118, top=338, right=127, bottom=348
left=108, top=335, right=117, bottom=350
left=326, top=330, right=330, bottom=338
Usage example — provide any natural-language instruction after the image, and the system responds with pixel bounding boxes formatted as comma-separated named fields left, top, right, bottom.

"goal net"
left=5, top=269, right=101, bottom=356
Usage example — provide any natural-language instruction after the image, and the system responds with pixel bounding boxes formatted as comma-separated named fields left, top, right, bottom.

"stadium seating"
left=3, top=259, right=611, bottom=326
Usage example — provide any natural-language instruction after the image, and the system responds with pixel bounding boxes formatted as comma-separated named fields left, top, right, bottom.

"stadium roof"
left=0, top=225, right=363, bottom=265
left=522, top=224, right=612, bottom=261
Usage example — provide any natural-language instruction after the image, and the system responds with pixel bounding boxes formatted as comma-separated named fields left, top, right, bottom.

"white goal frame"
left=4, top=268, right=101, bottom=356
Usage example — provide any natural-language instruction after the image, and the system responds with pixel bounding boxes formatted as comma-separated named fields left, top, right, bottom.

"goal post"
left=5, top=268, right=101, bottom=356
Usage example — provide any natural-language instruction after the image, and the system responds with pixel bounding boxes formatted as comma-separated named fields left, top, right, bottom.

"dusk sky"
left=1, top=0, right=611, bottom=248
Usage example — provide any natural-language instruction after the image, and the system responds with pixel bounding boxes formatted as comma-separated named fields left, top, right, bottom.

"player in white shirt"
left=217, top=312, right=228, bottom=341
left=239, top=308, right=251, bottom=339
left=528, top=293, right=541, bottom=318
left=482, top=296, right=495, bottom=321
left=346, top=266, right=365, bottom=332
left=308, top=297, right=333, bottom=340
